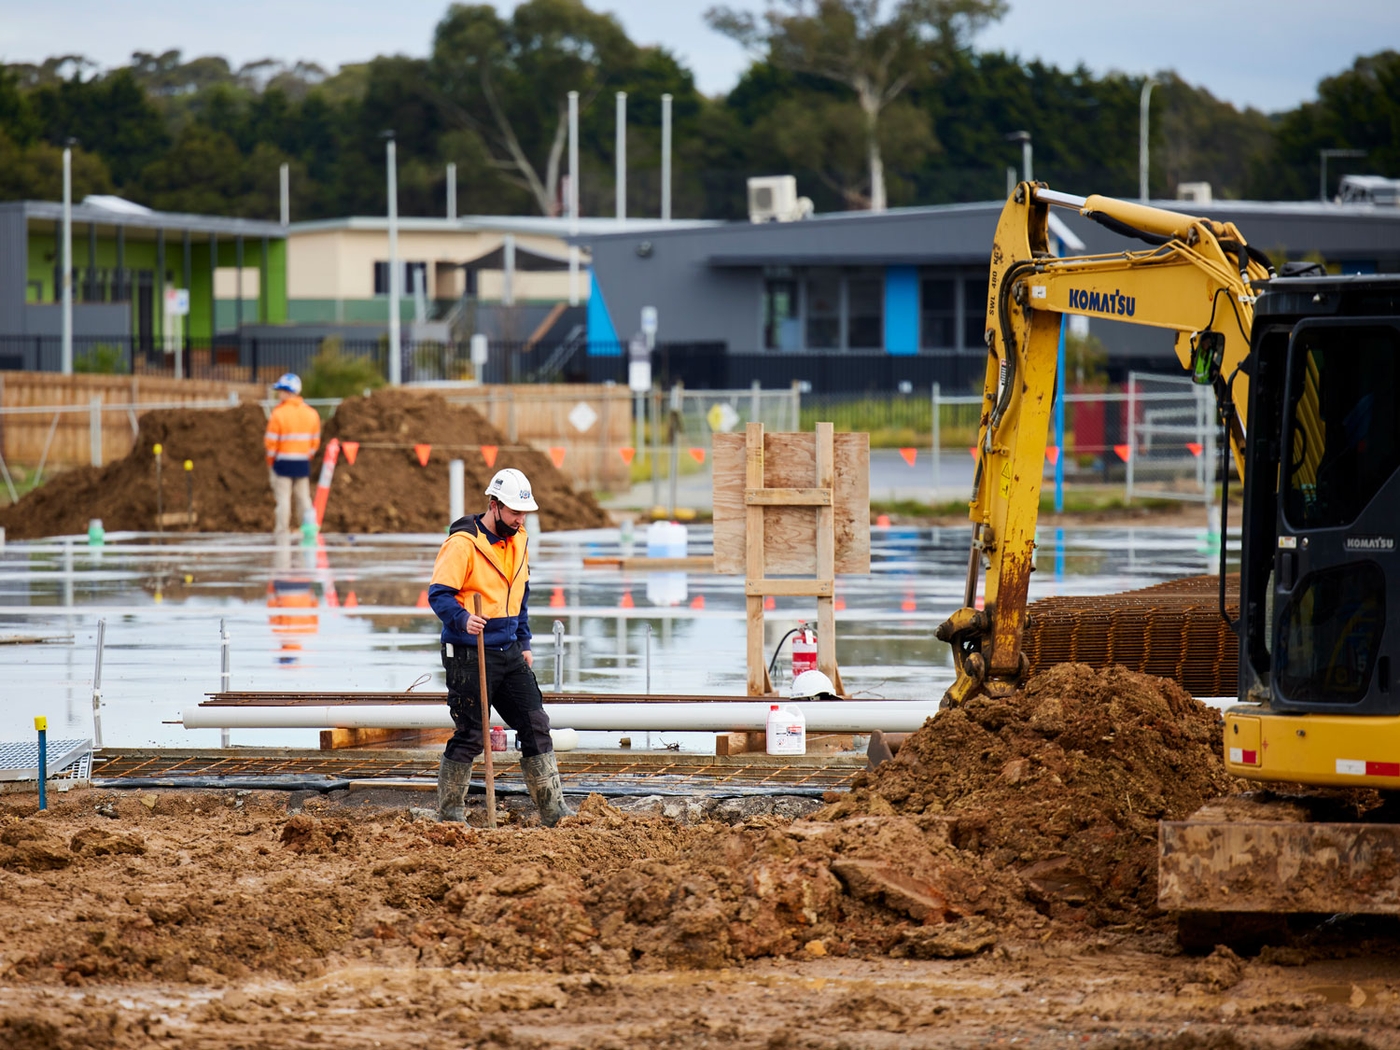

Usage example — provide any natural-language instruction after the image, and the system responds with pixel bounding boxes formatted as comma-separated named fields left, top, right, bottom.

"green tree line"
left=1, top=0, right=1395, bottom=221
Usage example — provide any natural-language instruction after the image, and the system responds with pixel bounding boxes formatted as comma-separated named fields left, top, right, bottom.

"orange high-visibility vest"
left=265, top=397, right=321, bottom=471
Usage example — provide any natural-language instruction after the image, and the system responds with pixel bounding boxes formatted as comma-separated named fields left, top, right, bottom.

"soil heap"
left=319, top=390, right=609, bottom=534
left=825, top=662, right=1237, bottom=926
left=0, top=404, right=273, bottom=539
left=0, top=390, right=608, bottom=539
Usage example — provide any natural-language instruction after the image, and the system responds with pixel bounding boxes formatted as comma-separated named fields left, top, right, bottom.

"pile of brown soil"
left=319, top=390, right=609, bottom=534
left=0, top=405, right=272, bottom=539
left=826, top=662, right=1236, bottom=926
left=0, top=390, right=608, bottom=539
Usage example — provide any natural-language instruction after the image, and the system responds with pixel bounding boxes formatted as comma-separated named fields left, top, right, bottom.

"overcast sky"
left=1, top=0, right=1393, bottom=113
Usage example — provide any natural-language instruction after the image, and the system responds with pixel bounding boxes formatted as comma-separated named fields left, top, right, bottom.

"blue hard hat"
left=273, top=373, right=301, bottom=394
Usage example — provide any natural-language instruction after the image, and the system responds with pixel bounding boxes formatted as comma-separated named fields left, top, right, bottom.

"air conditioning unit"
left=747, top=176, right=814, bottom=223
left=1176, top=182, right=1213, bottom=203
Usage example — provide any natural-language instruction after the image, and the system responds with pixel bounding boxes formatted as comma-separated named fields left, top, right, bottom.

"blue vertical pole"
left=1054, top=314, right=1067, bottom=513
left=35, top=717, right=47, bottom=810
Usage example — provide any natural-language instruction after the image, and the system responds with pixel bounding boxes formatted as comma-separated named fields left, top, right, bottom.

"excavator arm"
left=937, top=184, right=1274, bottom=705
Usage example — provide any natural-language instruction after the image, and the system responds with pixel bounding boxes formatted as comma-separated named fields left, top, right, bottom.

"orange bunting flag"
left=414, top=444, right=432, bottom=467
left=620, top=446, right=636, bottom=464
left=876, top=514, right=891, bottom=527
left=340, top=441, right=360, bottom=465
left=689, top=595, right=705, bottom=609
left=901, top=593, right=917, bottom=612
left=969, top=446, right=980, bottom=460
left=764, top=596, right=776, bottom=611
left=1113, top=444, right=1131, bottom=463
left=898, top=447, right=918, bottom=467
left=619, top=590, right=634, bottom=609
left=1187, top=442, right=1204, bottom=457
left=549, top=447, right=567, bottom=468
left=688, top=447, right=706, bottom=465
left=1046, top=446, right=1060, bottom=465
left=480, top=445, right=498, bottom=468
left=343, top=591, right=358, bottom=609
left=415, top=590, right=430, bottom=609
left=549, top=587, right=566, bottom=608
left=834, top=596, right=846, bottom=612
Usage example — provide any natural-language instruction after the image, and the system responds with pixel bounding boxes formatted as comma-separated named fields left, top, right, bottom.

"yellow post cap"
left=153, top=443, right=163, bottom=456
left=34, top=716, right=47, bottom=731
left=184, top=460, right=193, bottom=471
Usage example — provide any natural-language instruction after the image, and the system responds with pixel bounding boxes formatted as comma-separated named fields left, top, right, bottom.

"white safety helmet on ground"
left=790, top=669, right=837, bottom=700
left=485, top=467, right=539, bottom=512
left=272, top=373, right=302, bottom=395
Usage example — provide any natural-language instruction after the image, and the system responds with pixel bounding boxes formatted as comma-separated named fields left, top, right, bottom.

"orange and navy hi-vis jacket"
left=264, top=396, right=322, bottom=478
left=428, top=514, right=532, bottom=651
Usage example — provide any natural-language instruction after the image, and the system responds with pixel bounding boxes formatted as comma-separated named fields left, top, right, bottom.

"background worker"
left=428, top=468, right=574, bottom=827
left=264, top=373, right=321, bottom=534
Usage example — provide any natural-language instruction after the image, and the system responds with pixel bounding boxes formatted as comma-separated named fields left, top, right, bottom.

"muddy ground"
left=2, top=666, right=1397, bottom=1047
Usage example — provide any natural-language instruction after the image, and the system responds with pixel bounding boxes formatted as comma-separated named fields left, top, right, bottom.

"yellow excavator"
left=937, top=183, right=1400, bottom=928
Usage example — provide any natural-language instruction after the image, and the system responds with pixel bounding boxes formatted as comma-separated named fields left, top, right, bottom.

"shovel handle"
left=473, top=594, right=497, bottom=828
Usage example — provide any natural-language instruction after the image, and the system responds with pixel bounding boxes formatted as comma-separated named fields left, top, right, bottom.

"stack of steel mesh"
left=1023, top=574, right=1240, bottom=697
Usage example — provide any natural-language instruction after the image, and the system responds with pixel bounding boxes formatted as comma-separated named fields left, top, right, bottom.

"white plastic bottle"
left=766, top=703, right=807, bottom=756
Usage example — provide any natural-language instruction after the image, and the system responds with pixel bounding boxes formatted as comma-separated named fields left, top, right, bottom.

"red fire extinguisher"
left=791, top=624, right=818, bottom=686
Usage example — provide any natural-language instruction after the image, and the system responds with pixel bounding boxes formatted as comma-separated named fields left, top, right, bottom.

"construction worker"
left=428, top=467, right=574, bottom=827
left=264, top=373, right=321, bottom=534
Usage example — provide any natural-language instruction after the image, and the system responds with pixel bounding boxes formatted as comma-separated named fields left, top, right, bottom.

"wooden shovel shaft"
left=473, top=594, right=497, bottom=828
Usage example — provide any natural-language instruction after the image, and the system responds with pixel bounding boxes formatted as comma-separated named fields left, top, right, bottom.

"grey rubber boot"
left=436, top=756, right=474, bottom=822
left=521, top=751, right=575, bottom=828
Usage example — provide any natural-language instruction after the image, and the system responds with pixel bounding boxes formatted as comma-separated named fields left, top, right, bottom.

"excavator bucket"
left=1159, top=801, right=1400, bottom=915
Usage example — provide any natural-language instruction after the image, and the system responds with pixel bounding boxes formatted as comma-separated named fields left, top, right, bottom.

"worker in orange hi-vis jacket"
left=264, top=373, right=322, bottom=534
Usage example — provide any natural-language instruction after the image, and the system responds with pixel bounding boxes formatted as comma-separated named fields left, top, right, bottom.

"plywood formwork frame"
left=714, top=422, right=870, bottom=696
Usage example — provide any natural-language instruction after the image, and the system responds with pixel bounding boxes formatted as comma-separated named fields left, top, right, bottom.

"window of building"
left=963, top=276, right=989, bottom=349
left=920, top=277, right=956, bottom=349
left=846, top=272, right=883, bottom=349
left=763, top=278, right=801, bottom=350
left=806, top=273, right=841, bottom=349
left=374, top=261, right=427, bottom=296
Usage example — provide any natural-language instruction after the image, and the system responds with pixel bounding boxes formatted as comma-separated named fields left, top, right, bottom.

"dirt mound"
left=0, top=390, right=608, bottom=539
left=0, top=405, right=272, bottom=539
left=826, top=663, right=1236, bottom=925
left=319, top=390, right=609, bottom=534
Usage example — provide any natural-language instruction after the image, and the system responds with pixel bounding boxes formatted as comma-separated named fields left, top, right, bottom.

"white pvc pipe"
left=180, top=701, right=938, bottom=734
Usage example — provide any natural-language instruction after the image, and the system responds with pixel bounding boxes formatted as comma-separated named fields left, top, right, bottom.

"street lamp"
left=1319, top=148, right=1367, bottom=203
left=1005, top=130, right=1032, bottom=184
left=381, top=131, right=400, bottom=386
left=1139, top=78, right=1157, bottom=202
left=61, top=142, right=74, bottom=375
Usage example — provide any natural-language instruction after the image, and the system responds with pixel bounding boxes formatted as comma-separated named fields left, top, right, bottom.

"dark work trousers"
left=441, top=641, right=554, bottom=763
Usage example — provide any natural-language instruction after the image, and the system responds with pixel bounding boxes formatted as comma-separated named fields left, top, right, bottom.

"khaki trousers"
left=270, top=471, right=313, bottom=534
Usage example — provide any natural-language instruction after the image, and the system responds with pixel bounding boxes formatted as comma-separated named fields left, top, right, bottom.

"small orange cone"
left=1114, top=444, right=1131, bottom=462
left=549, top=447, right=567, bottom=468
left=1187, top=442, right=1203, bottom=457
left=898, top=447, right=917, bottom=467
left=481, top=444, right=498, bottom=468
left=834, top=595, right=846, bottom=611
left=619, top=590, right=634, bottom=609
left=326, top=588, right=340, bottom=608
left=1046, top=445, right=1060, bottom=465
left=415, top=590, right=430, bottom=608
left=341, top=441, right=360, bottom=465
left=689, top=594, right=705, bottom=609
left=969, top=446, right=979, bottom=459
left=764, top=596, right=776, bottom=611
left=343, top=591, right=359, bottom=609
left=688, top=447, right=706, bottom=465
left=414, top=444, right=432, bottom=467
left=901, top=592, right=916, bottom=612
left=549, top=587, right=566, bottom=608
left=620, top=446, right=636, bottom=464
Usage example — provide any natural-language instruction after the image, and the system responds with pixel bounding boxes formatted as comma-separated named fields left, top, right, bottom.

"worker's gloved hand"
left=465, top=612, right=488, bottom=636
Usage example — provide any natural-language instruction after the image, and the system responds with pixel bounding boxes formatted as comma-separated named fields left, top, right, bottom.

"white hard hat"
left=485, top=467, right=539, bottom=512
left=272, top=373, right=301, bottom=394
left=790, top=669, right=837, bottom=700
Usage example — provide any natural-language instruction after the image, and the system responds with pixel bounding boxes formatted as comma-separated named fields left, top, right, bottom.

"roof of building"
left=287, top=215, right=718, bottom=237
left=4, top=198, right=286, bottom=237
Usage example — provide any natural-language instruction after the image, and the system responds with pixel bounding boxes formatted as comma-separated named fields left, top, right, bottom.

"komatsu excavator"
left=937, top=182, right=1400, bottom=928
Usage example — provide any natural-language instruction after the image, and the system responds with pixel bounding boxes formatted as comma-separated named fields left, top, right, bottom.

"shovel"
left=473, top=594, right=497, bottom=828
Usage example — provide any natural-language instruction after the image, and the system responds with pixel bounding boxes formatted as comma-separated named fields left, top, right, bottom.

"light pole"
left=1006, top=130, right=1032, bottom=183
left=1139, top=78, right=1157, bottom=202
left=568, top=91, right=580, bottom=307
left=61, top=145, right=73, bottom=375
left=1319, top=148, right=1367, bottom=203
left=615, top=92, right=627, bottom=222
left=661, top=93, right=673, bottom=221
left=383, top=131, right=400, bottom=386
